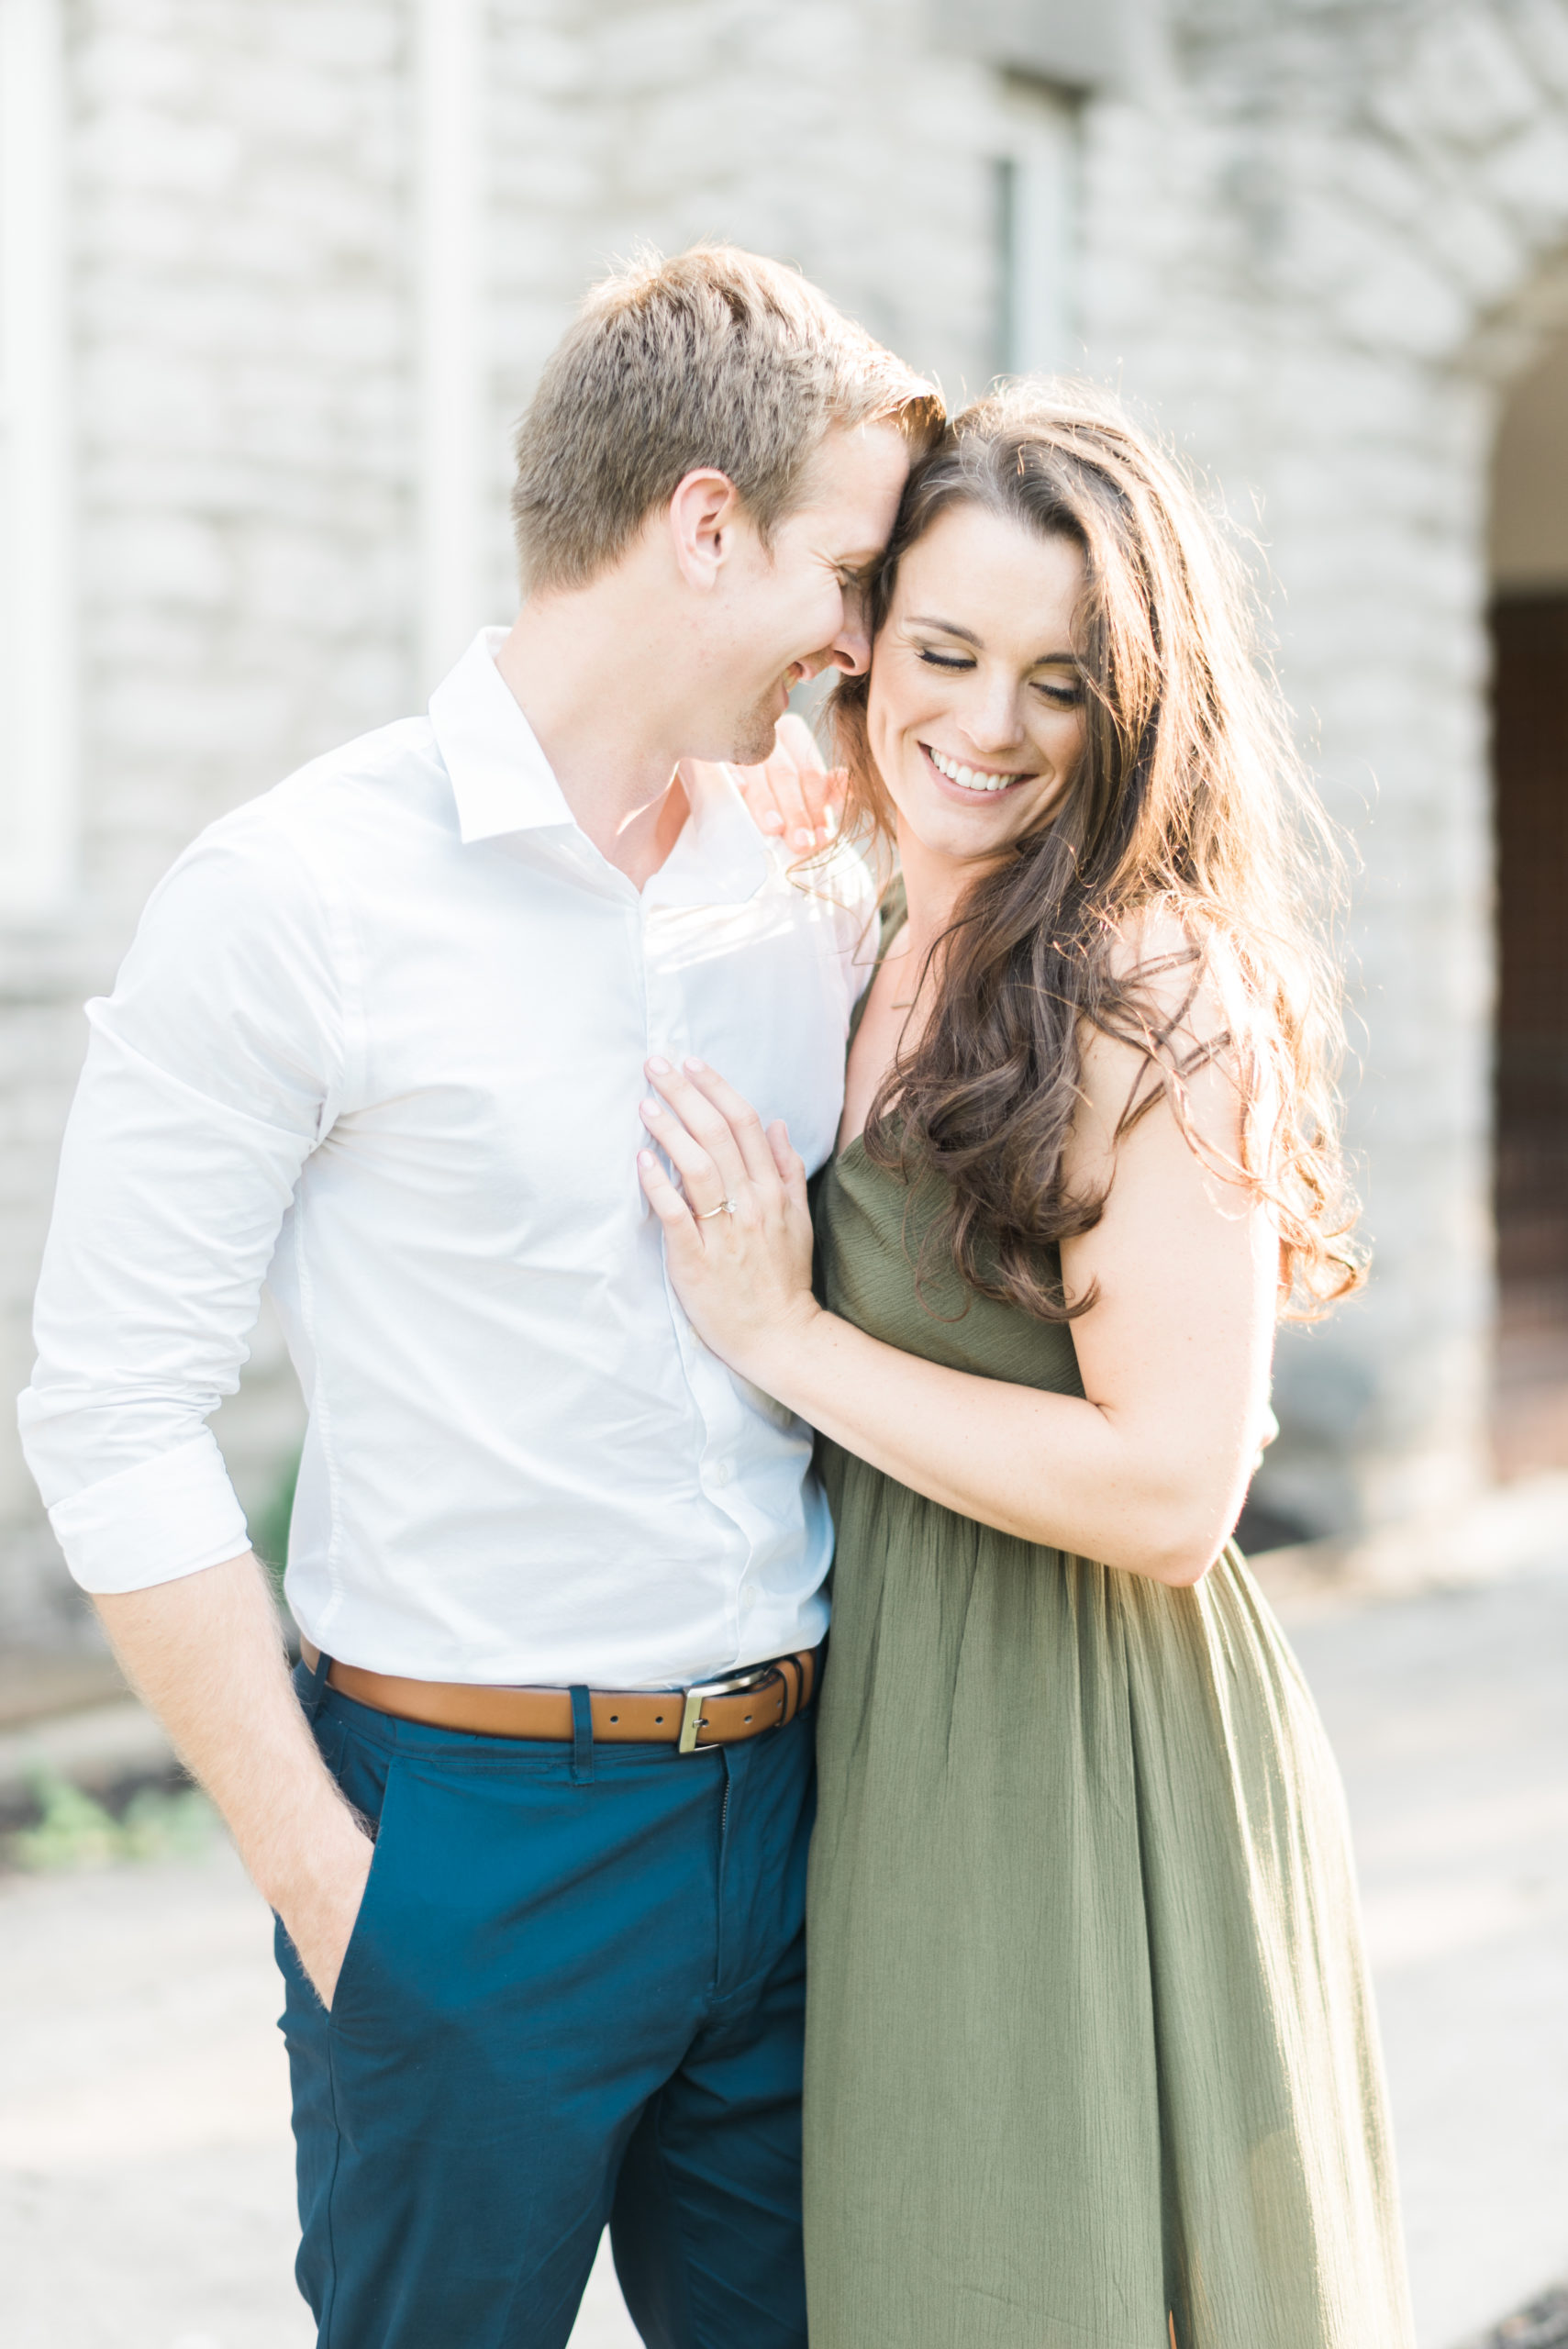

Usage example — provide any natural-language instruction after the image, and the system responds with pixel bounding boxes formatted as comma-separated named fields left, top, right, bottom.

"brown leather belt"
left=299, top=1639, right=818, bottom=1754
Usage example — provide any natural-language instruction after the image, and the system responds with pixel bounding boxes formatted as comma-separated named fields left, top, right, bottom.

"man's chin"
left=729, top=714, right=782, bottom=766
left=720, top=675, right=796, bottom=767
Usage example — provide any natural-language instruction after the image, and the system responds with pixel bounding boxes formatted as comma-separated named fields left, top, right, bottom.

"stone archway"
left=1071, top=2, right=1568, bottom=1541
left=1487, top=324, right=1568, bottom=1476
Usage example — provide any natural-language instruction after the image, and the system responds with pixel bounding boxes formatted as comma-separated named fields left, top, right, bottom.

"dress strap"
left=848, top=874, right=910, bottom=1046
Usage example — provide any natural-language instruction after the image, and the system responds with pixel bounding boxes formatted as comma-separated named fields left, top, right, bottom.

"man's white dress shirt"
left=19, top=631, right=875, bottom=1688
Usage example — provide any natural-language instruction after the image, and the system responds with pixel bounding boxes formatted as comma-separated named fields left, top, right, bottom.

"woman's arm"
left=637, top=997, right=1277, bottom=1586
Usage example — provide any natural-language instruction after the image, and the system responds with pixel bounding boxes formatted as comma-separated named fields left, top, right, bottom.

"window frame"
left=993, top=74, right=1081, bottom=382
left=0, top=0, right=76, bottom=920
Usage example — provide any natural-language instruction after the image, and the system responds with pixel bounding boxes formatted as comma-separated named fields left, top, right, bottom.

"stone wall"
left=6, top=0, right=1568, bottom=1643
left=1068, top=0, right=1568, bottom=1532
left=1, top=0, right=417, bottom=1645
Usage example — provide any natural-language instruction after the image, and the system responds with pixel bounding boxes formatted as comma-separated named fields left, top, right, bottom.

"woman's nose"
left=963, top=690, right=1025, bottom=755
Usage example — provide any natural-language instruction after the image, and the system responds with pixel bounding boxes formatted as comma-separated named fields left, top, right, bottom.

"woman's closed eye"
left=917, top=646, right=1084, bottom=708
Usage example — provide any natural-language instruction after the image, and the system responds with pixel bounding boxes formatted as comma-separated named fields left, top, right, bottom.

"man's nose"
left=827, top=621, right=871, bottom=678
left=825, top=584, right=873, bottom=678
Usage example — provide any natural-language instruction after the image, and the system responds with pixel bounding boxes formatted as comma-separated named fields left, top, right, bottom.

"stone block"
left=1398, top=9, right=1545, bottom=152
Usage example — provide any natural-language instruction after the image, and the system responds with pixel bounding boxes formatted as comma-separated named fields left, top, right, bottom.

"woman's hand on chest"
left=636, top=1056, right=822, bottom=1395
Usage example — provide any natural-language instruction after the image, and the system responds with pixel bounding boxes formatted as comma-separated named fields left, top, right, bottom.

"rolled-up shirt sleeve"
left=17, top=803, right=346, bottom=1592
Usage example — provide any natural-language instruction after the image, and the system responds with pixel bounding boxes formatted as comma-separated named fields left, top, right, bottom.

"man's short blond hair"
left=511, top=245, right=942, bottom=595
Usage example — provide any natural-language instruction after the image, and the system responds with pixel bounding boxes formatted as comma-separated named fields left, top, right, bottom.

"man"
left=18, top=248, right=939, bottom=2347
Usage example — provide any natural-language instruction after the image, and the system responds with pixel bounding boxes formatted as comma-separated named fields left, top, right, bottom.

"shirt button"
left=709, top=1461, right=730, bottom=1487
left=740, top=1587, right=757, bottom=1611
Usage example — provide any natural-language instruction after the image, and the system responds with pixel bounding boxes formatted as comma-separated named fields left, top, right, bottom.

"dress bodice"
left=817, top=878, right=1084, bottom=1395
left=813, top=1138, right=1085, bottom=1398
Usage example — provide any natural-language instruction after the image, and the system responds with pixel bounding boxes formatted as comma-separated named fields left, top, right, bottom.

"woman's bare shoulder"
left=1073, top=904, right=1253, bottom=1175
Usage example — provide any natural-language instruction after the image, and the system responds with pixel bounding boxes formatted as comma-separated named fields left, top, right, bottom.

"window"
left=0, top=0, right=75, bottom=917
left=993, top=77, right=1079, bottom=381
left=414, top=0, right=488, bottom=694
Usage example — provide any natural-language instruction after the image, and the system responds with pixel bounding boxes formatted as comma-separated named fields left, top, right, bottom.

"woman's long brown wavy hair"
left=829, top=383, right=1364, bottom=1322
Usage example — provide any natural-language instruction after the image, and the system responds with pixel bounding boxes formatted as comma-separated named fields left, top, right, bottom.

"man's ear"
left=667, top=469, right=745, bottom=591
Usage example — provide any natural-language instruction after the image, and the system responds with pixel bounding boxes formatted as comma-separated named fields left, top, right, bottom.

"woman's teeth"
left=926, top=745, right=1025, bottom=794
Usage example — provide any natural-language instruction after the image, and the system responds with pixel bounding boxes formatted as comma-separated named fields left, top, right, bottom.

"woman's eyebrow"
left=906, top=614, right=1078, bottom=666
left=906, top=614, right=982, bottom=646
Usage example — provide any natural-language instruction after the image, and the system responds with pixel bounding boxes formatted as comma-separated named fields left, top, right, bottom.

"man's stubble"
left=732, top=679, right=791, bottom=767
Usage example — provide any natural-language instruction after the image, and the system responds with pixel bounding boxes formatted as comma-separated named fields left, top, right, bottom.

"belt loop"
left=299, top=1642, right=333, bottom=1725
left=569, top=1685, right=595, bottom=1786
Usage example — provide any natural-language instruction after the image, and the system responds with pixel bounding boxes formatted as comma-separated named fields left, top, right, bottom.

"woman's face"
left=866, top=501, right=1089, bottom=873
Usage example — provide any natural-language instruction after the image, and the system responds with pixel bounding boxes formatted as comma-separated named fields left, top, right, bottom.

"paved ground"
left=2, top=1555, right=1564, bottom=2349
left=1290, top=1557, right=1568, bottom=2346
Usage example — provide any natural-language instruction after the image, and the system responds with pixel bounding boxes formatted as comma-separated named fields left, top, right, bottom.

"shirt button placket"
left=641, top=899, right=693, bottom=1077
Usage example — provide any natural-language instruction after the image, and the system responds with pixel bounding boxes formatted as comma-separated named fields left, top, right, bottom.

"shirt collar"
left=647, top=762, right=771, bottom=907
left=428, top=628, right=573, bottom=843
left=429, top=627, right=771, bottom=905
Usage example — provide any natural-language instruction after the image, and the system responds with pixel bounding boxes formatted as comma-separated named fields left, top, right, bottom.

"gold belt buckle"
left=676, top=1661, right=782, bottom=1755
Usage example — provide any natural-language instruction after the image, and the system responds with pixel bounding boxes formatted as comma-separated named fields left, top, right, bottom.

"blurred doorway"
left=1489, top=333, right=1568, bottom=1477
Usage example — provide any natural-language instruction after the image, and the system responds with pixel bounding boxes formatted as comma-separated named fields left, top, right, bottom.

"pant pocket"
left=327, top=1753, right=406, bottom=2026
left=324, top=1753, right=525, bottom=2152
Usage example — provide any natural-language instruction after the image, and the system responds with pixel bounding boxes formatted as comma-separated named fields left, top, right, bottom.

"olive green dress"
left=804, top=1128, right=1415, bottom=2346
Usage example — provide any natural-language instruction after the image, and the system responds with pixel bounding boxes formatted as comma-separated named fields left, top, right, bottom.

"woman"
left=636, top=388, right=1414, bottom=2349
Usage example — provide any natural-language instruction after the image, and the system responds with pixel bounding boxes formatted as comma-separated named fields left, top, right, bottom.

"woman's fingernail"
left=639, top=1098, right=662, bottom=1119
left=684, top=1056, right=706, bottom=1074
left=792, top=828, right=813, bottom=849
left=646, top=1056, right=671, bottom=1074
left=761, top=810, right=784, bottom=832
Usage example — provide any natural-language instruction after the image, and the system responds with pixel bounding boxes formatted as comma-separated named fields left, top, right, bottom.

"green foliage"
left=7, top=1767, right=215, bottom=1872
left=253, top=1442, right=302, bottom=1608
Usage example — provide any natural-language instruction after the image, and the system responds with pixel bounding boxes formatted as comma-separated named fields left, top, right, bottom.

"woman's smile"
left=919, top=741, right=1039, bottom=796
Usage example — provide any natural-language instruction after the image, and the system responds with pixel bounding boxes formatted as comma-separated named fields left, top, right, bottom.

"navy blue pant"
left=277, top=1666, right=814, bottom=2348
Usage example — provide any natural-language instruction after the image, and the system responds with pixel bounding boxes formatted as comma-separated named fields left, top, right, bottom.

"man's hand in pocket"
left=277, top=1809, right=376, bottom=2009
